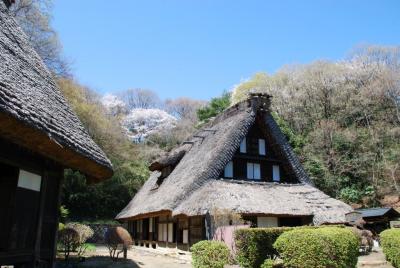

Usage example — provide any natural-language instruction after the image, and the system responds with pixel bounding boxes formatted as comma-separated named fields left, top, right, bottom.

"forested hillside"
left=232, top=46, right=400, bottom=208
left=57, top=79, right=204, bottom=220
left=11, top=0, right=399, bottom=220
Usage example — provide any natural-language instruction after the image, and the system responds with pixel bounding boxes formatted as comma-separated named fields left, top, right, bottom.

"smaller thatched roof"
left=0, top=2, right=112, bottom=181
left=149, top=145, right=191, bottom=171
left=117, top=94, right=352, bottom=224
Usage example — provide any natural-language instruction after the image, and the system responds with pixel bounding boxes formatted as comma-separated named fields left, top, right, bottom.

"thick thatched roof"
left=0, top=2, right=112, bottom=181
left=174, top=180, right=351, bottom=225
left=117, top=94, right=352, bottom=224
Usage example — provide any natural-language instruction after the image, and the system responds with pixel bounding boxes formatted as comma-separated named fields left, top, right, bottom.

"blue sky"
left=53, top=0, right=400, bottom=100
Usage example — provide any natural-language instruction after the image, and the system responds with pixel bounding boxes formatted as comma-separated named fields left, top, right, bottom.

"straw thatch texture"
left=149, top=145, right=190, bottom=171
left=0, top=2, right=112, bottom=180
left=117, top=101, right=256, bottom=219
left=117, top=95, right=351, bottom=224
left=174, top=180, right=352, bottom=225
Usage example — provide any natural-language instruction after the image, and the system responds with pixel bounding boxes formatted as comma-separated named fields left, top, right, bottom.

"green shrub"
left=58, top=222, right=94, bottom=259
left=234, top=227, right=294, bottom=268
left=190, top=240, right=230, bottom=268
left=59, top=227, right=80, bottom=259
left=260, top=258, right=284, bottom=268
left=260, top=259, right=274, bottom=268
left=274, top=227, right=359, bottom=268
left=381, top=228, right=400, bottom=268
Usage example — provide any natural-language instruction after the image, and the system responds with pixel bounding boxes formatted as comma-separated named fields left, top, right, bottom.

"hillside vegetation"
left=57, top=79, right=204, bottom=220
left=58, top=46, right=400, bottom=220
left=232, top=46, right=400, bottom=208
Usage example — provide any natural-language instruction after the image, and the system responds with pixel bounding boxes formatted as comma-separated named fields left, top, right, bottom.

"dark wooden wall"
left=221, top=121, right=298, bottom=183
left=0, top=138, right=63, bottom=267
left=189, top=216, right=205, bottom=246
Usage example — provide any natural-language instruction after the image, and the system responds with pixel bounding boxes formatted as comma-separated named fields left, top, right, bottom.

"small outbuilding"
left=356, top=207, right=400, bottom=234
left=0, top=1, right=113, bottom=267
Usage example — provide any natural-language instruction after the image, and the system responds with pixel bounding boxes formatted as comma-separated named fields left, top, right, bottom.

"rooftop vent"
left=249, top=92, right=272, bottom=112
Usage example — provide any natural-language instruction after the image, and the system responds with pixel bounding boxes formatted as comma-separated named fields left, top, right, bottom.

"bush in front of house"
left=66, top=222, right=94, bottom=244
left=260, top=259, right=274, bottom=268
left=59, top=227, right=79, bottom=259
left=274, top=227, right=359, bottom=268
left=58, top=222, right=94, bottom=259
left=105, top=226, right=133, bottom=261
left=234, top=227, right=294, bottom=268
left=260, top=258, right=284, bottom=268
left=190, top=240, right=230, bottom=268
left=380, top=228, right=400, bottom=268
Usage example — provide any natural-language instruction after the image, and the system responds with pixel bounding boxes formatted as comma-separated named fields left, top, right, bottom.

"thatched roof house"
left=0, top=1, right=112, bottom=266
left=117, top=93, right=352, bottom=249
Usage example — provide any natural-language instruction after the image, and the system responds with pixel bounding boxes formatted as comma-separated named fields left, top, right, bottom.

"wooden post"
left=34, top=168, right=48, bottom=267
left=175, top=218, right=178, bottom=249
left=50, top=169, right=64, bottom=267
left=188, top=217, right=191, bottom=249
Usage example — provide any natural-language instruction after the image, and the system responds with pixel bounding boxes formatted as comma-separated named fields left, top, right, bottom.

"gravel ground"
left=357, top=248, right=394, bottom=268
left=72, top=245, right=192, bottom=268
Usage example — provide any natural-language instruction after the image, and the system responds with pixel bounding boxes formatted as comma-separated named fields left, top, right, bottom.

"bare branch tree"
left=10, top=0, right=70, bottom=76
left=165, top=97, right=206, bottom=121
left=120, top=88, right=160, bottom=110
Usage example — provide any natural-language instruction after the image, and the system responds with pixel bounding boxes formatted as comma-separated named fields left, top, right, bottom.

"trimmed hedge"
left=235, top=227, right=294, bottom=268
left=381, top=228, right=400, bottom=268
left=190, top=240, right=230, bottom=268
left=274, top=227, right=359, bottom=268
left=260, top=259, right=274, bottom=268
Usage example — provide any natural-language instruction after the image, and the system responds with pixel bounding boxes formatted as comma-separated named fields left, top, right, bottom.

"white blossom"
left=101, top=93, right=126, bottom=115
left=122, top=108, right=177, bottom=143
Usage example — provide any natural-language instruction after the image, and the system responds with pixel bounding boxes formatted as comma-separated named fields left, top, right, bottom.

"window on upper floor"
left=224, top=161, right=233, bottom=178
left=272, top=165, right=280, bottom=182
left=247, top=162, right=261, bottom=180
left=240, top=137, right=246, bottom=153
left=259, top=139, right=266, bottom=155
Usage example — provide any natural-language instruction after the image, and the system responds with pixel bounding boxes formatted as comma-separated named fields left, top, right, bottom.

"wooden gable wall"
left=220, top=115, right=299, bottom=183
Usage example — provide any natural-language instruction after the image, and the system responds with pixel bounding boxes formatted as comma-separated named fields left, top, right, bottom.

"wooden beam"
left=33, top=167, right=48, bottom=266
left=49, top=168, right=63, bottom=267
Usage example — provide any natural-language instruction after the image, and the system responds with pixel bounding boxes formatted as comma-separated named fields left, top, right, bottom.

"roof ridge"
left=200, top=93, right=272, bottom=129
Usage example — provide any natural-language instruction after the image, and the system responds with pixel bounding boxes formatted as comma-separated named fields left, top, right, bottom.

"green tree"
left=197, top=91, right=231, bottom=122
left=58, top=79, right=149, bottom=220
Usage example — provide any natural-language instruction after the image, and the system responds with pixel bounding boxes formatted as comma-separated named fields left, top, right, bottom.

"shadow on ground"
left=56, top=256, right=140, bottom=268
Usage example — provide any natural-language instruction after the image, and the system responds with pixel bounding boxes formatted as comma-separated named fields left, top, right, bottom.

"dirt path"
left=357, top=248, right=394, bottom=268
left=82, top=245, right=192, bottom=268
